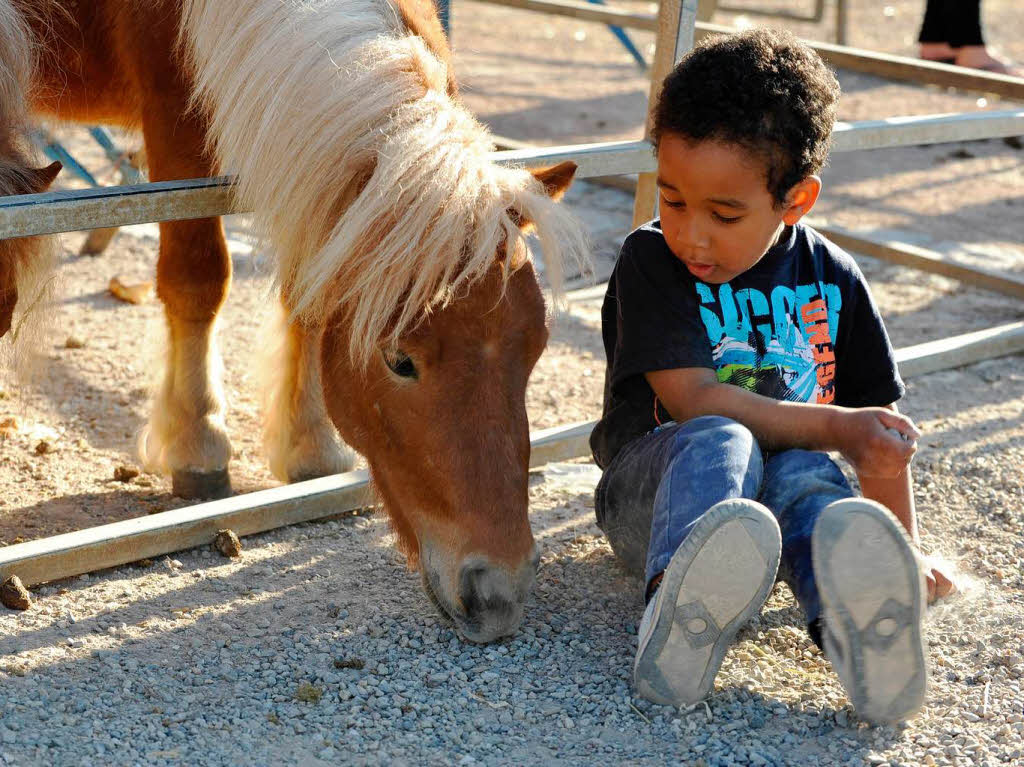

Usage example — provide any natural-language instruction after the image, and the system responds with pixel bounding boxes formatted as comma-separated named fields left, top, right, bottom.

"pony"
left=0, top=0, right=589, bottom=643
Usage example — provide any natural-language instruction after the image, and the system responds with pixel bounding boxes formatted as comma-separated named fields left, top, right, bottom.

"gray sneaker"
left=812, top=498, right=927, bottom=724
left=634, top=498, right=782, bottom=706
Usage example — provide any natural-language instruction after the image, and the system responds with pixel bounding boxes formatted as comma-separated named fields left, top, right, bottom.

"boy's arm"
left=645, top=367, right=919, bottom=477
left=857, top=405, right=917, bottom=541
left=858, top=406, right=957, bottom=602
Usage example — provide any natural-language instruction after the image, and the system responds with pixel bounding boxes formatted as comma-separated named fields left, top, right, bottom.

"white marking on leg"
left=139, top=317, right=231, bottom=475
left=262, top=308, right=354, bottom=481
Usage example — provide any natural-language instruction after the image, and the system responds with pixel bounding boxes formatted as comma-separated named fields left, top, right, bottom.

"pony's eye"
left=383, top=349, right=417, bottom=379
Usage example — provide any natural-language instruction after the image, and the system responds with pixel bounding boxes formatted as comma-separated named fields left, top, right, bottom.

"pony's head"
left=320, top=162, right=579, bottom=643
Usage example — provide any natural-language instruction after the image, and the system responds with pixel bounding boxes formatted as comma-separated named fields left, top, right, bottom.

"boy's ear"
left=781, top=175, right=821, bottom=226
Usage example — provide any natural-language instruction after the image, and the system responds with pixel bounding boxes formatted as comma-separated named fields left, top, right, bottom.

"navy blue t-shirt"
left=590, top=220, right=904, bottom=469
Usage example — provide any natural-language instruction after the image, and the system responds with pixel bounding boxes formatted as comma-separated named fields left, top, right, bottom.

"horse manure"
left=113, top=465, right=140, bottom=483
left=214, top=529, right=243, bottom=558
left=34, top=439, right=54, bottom=455
left=0, top=416, right=18, bottom=440
left=1, top=575, right=32, bottom=610
left=333, top=657, right=365, bottom=670
left=108, top=275, right=154, bottom=305
left=64, top=336, right=86, bottom=349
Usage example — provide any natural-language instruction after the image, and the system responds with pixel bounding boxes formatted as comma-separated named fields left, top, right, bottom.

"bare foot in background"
left=953, top=45, right=1021, bottom=75
left=919, top=41, right=957, bottom=63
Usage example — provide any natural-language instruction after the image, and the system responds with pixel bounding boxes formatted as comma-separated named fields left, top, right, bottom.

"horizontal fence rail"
left=830, top=111, right=1024, bottom=152
left=0, top=177, right=236, bottom=241
left=474, top=0, right=658, bottom=30
left=1, top=110, right=1021, bottom=240
left=814, top=223, right=1024, bottom=301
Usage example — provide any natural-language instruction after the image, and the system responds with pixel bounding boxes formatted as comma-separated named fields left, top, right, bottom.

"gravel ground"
left=1, top=446, right=1023, bottom=766
left=1, top=1, right=1023, bottom=764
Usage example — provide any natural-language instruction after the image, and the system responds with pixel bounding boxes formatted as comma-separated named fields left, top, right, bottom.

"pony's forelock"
left=180, top=0, right=587, bottom=369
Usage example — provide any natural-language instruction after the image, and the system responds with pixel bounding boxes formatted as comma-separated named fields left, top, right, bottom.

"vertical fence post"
left=631, top=0, right=698, bottom=229
left=835, top=0, right=848, bottom=46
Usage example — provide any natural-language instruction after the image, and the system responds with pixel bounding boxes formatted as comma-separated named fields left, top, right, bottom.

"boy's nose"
left=680, top=218, right=709, bottom=251
left=680, top=236, right=710, bottom=257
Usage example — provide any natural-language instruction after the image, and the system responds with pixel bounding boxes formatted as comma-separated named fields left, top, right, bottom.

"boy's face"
left=656, top=134, right=817, bottom=284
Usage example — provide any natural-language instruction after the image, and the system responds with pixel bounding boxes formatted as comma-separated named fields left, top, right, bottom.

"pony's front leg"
left=263, top=309, right=355, bottom=483
left=139, top=218, right=233, bottom=498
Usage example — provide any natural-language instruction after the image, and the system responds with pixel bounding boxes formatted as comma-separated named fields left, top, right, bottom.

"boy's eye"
left=713, top=212, right=742, bottom=224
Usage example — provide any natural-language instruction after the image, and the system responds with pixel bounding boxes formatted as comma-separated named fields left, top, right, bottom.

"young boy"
left=590, top=29, right=954, bottom=724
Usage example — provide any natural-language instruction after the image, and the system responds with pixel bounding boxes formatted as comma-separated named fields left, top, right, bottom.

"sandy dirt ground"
left=0, top=1, right=1022, bottom=764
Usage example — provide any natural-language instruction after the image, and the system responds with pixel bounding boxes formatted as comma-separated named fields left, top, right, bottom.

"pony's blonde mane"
left=0, top=1, right=30, bottom=120
left=180, top=0, right=587, bottom=368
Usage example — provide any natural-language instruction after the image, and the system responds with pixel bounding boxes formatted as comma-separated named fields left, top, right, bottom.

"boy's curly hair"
left=652, top=28, right=840, bottom=205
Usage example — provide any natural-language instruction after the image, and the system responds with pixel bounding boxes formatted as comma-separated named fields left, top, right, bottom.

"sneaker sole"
left=634, top=499, right=781, bottom=706
left=813, top=498, right=927, bottom=724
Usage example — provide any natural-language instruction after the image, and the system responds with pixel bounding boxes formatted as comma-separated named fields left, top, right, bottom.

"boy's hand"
left=835, top=408, right=920, bottom=478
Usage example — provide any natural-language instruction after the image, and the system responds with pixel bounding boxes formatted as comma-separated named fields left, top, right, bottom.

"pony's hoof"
left=172, top=469, right=232, bottom=500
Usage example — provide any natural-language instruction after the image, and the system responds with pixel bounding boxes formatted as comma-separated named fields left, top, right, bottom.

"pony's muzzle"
left=454, top=549, right=538, bottom=643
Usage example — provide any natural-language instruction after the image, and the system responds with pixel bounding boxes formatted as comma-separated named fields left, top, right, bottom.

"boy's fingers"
left=885, top=427, right=919, bottom=461
left=897, top=412, right=922, bottom=440
left=879, top=410, right=922, bottom=441
left=904, top=439, right=918, bottom=462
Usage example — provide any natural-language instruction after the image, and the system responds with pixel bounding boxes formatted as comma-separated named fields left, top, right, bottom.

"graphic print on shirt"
left=695, top=281, right=840, bottom=404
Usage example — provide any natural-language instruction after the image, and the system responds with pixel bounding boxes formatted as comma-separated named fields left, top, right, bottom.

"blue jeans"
left=594, top=415, right=854, bottom=629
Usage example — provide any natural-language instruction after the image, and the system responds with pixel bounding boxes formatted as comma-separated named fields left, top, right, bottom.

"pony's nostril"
left=459, top=563, right=515, bottom=619
left=454, top=559, right=531, bottom=642
left=459, top=564, right=488, bottom=616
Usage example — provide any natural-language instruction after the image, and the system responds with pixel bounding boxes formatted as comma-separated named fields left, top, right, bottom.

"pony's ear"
left=531, top=161, right=576, bottom=201
left=26, top=161, right=62, bottom=192
left=510, top=161, right=578, bottom=233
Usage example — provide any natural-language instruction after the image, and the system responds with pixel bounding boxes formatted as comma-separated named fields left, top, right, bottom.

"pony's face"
left=321, top=261, right=548, bottom=643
